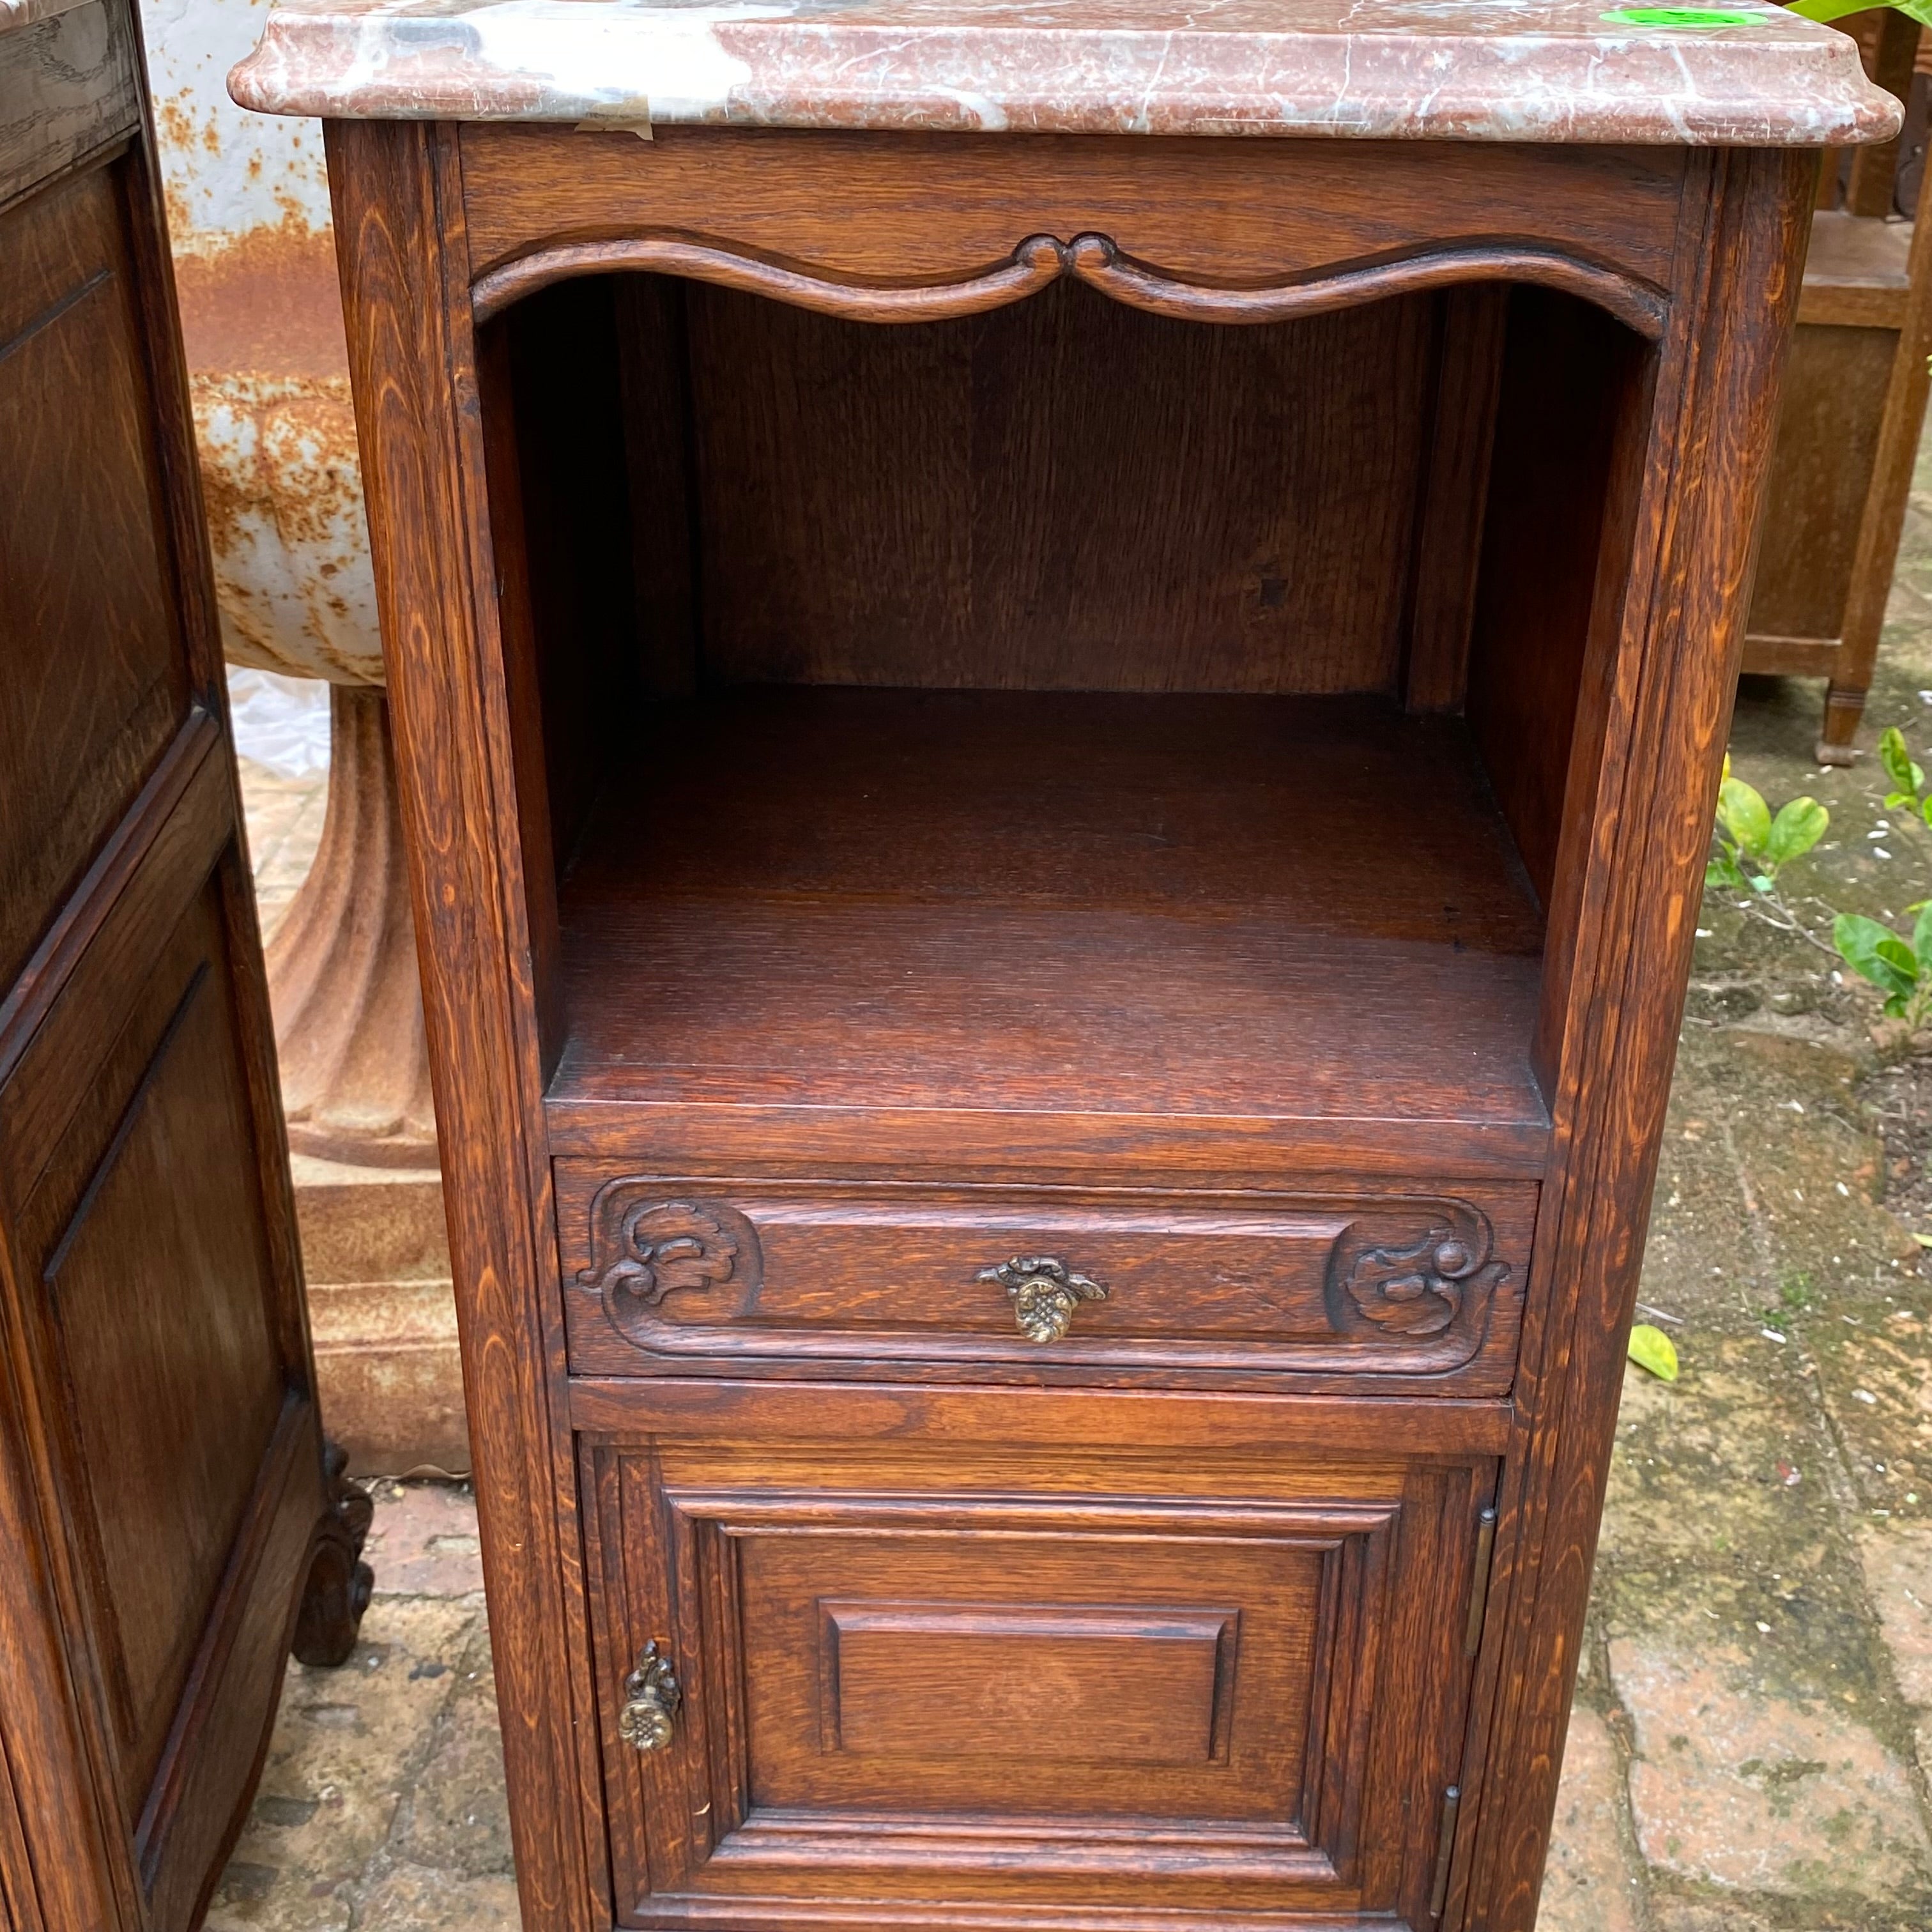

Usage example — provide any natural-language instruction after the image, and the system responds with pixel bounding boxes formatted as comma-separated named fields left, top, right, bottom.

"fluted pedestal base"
left=266, top=684, right=437, bottom=1167
left=256, top=685, right=464, bottom=1472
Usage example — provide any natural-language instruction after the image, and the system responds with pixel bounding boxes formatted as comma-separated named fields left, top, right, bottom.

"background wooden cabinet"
left=0, top=4, right=369, bottom=1927
left=1742, top=10, right=1932, bottom=760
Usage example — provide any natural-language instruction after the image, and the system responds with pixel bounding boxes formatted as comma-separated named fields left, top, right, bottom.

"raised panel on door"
left=581, top=1403, right=1496, bottom=1931
left=16, top=878, right=292, bottom=1816
left=0, top=21, right=368, bottom=1928
left=0, top=150, right=188, bottom=996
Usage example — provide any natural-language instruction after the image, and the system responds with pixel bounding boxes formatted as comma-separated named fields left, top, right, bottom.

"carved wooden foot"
left=1815, top=681, right=1867, bottom=767
left=293, top=1440, right=375, bottom=1667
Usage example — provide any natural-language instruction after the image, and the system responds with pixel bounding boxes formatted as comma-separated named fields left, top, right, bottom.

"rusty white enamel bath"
left=142, top=0, right=379, bottom=685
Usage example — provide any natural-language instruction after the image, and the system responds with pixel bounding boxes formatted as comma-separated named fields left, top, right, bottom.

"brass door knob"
left=977, top=1256, right=1107, bottom=1342
left=618, top=1640, right=681, bottom=1752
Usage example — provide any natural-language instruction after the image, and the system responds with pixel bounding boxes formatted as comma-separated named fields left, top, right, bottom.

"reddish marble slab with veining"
left=0, top=0, right=98, bottom=33
left=229, top=0, right=1900, bottom=144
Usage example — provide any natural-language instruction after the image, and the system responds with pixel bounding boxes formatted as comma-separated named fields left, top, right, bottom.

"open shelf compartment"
left=479, top=271, right=1652, bottom=1183
left=549, top=687, right=1546, bottom=1163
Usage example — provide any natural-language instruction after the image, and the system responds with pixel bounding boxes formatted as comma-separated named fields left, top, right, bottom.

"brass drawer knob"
left=618, top=1640, right=681, bottom=1752
left=977, top=1256, right=1108, bottom=1342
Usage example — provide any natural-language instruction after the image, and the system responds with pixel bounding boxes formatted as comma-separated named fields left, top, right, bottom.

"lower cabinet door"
left=580, top=1388, right=1499, bottom=1931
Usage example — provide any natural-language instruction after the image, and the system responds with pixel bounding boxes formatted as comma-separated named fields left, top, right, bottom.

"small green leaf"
left=1888, top=792, right=1913, bottom=811
left=1921, top=795, right=1932, bottom=830
left=1718, top=776, right=1772, bottom=856
left=1628, top=1324, right=1680, bottom=1382
left=1765, top=796, right=1828, bottom=866
left=1706, top=841, right=1745, bottom=891
left=1834, top=912, right=1920, bottom=1002
left=1880, top=727, right=1919, bottom=798
left=1913, top=1232, right=1932, bottom=1250
left=1913, top=900, right=1932, bottom=973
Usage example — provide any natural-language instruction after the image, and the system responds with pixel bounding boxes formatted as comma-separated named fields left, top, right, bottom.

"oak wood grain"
left=546, top=689, right=1549, bottom=1175
left=0, top=711, right=222, bottom=1209
left=555, top=1169, right=1536, bottom=1397
left=459, top=126, right=1687, bottom=308
left=1455, top=148, right=1818, bottom=1931
left=0, top=15, right=360, bottom=1925
left=326, top=114, right=610, bottom=1932
left=0, top=157, right=191, bottom=996
left=681, top=289, right=1435, bottom=696
left=0, top=0, right=136, bottom=215
left=579, top=1417, right=1492, bottom=1926
left=565, top=1376, right=1517, bottom=1460
left=1405, top=286, right=1509, bottom=714
left=325, top=107, right=1823, bottom=1932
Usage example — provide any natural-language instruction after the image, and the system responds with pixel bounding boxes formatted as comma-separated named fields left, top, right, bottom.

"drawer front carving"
left=556, top=1169, right=1535, bottom=1394
left=581, top=1418, right=1496, bottom=1928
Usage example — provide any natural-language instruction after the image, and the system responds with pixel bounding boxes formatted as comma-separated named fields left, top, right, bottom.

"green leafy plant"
left=1877, top=726, right=1932, bottom=828
left=1705, top=755, right=1835, bottom=954
left=1832, top=901, right=1932, bottom=1026
left=1706, top=755, right=1829, bottom=894
left=1790, top=0, right=1932, bottom=26
left=1706, top=726, right=1932, bottom=1029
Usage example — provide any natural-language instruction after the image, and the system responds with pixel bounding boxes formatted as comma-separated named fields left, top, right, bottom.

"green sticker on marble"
left=1602, top=6, right=1760, bottom=24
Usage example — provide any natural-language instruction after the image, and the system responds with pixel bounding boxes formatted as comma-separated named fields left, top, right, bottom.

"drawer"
left=578, top=1383, right=1499, bottom=1930
left=556, top=1167, right=1534, bottom=1395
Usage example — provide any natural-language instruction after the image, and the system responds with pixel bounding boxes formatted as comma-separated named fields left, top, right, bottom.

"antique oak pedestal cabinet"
left=225, top=6, right=1892, bottom=1929
left=0, top=0, right=374, bottom=1928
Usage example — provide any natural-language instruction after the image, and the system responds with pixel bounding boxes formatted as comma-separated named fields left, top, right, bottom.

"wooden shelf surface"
left=545, top=688, right=1551, bottom=1175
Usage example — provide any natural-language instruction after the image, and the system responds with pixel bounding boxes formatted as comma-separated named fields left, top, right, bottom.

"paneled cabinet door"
left=0, top=4, right=368, bottom=1929
left=582, top=1395, right=1499, bottom=1932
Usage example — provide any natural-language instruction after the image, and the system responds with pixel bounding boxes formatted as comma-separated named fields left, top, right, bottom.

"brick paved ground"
left=215, top=444, right=1932, bottom=1929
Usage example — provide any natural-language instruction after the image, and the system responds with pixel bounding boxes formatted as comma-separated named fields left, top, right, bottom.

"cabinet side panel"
left=325, top=116, right=608, bottom=1931
left=495, top=278, right=638, bottom=866
left=1745, top=319, right=1892, bottom=645
left=1459, top=148, right=1816, bottom=1932
left=22, top=886, right=285, bottom=1809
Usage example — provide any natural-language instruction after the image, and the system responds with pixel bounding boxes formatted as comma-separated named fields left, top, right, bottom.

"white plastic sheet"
left=227, top=666, right=332, bottom=779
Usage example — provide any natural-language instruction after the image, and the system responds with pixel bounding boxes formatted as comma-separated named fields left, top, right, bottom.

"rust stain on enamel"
left=172, top=218, right=350, bottom=381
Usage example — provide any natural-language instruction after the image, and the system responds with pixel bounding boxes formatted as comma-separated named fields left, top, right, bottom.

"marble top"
left=229, top=0, right=1902, bottom=145
left=0, top=0, right=97, bottom=34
